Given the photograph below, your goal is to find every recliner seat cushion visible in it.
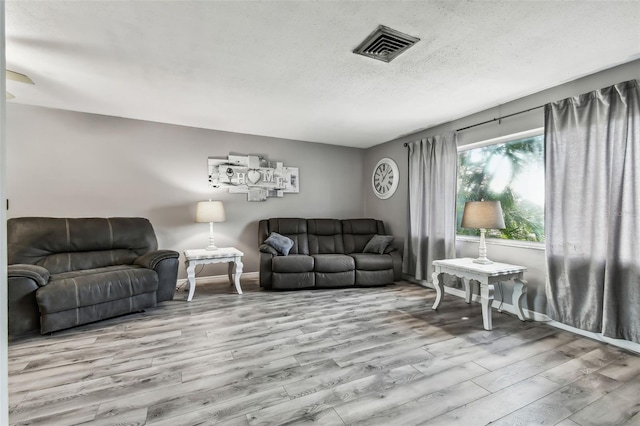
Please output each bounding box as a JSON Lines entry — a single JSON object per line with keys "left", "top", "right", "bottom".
{"left": 356, "top": 270, "right": 394, "bottom": 286}
{"left": 315, "top": 271, "right": 355, "bottom": 287}
{"left": 273, "top": 272, "right": 315, "bottom": 289}
{"left": 37, "top": 265, "right": 159, "bottom": 315}
{"left": 312, "top": 254, "right": 355, "bottom": 273}
{"left": 349, "top": 253, "right": 394, "bottom": 271}
{"left": 39, "top": 293, "right": 156, "bottom": 334}
{"left": 271, "top": 255, "right": 314, "bottom": 273}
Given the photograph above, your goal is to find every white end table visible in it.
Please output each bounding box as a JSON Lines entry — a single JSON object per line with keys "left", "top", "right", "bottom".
{"left": 184, "top": 247, "right": 244, "bottom": 301}
{"left": 431, "top": 258, "right": 527, "bottom": 330}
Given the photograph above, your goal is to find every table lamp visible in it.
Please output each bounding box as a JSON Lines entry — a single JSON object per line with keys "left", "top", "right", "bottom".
{"left": 195, "top": 200, "right": 226, "bottom": 251}
{"left": 461, "top": 200, "right": 505, "bottom": 264}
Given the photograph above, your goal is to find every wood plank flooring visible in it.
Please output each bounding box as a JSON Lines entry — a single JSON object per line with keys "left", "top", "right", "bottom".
{"left": 8, "top": 278, "right": 640, "bottom": 425}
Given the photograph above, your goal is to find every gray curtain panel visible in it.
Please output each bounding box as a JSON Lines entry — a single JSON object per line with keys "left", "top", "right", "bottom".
{"left": 403, "top": 133, "right": 457, "bottom": 281}
{"left": 545, "top": 79, "right": 640, "bottom": 343}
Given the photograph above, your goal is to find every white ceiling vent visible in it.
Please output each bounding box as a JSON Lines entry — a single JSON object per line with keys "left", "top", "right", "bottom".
{"left": 353, "top": 25, "right": 420, "bottom": 63}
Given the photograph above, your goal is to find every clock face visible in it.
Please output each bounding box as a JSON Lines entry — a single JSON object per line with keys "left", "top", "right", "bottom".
{"left": 372, "top": 158, "right": 399, "bottom": 199}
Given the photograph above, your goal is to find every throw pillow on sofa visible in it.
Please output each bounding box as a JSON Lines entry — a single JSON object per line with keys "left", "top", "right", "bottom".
{"left": 363, "top": 235, "right": 394, "bottom": 254}
{"left": 264, "top": 232, "right": 295, "bottom": 255}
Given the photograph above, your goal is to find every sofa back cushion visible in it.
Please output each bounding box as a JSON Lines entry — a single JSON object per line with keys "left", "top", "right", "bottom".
{"left": 8, "top": 217, "right": 158, "bottom": 274}
{"left": 259, "top": 218, "right": 309, "bottom": 255}
{"left": 307, "top": 219, "right": 345, "bottom": 254}
{"left": 342, "top": 219, "right": 386, "bottom": 254}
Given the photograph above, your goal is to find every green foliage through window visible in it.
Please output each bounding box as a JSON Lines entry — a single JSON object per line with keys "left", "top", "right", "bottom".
{"left": 457, "top": 135, "right": 545, "bottom": 242}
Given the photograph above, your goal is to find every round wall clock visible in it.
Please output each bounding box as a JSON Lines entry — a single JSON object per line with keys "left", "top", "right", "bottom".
{"left": 372, "top": 157, "right": 399, "bottom": 199}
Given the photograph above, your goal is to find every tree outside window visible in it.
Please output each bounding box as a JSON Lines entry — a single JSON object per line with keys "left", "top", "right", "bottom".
{"left": 457, "top": 135, "right": 545, "bottom": 242}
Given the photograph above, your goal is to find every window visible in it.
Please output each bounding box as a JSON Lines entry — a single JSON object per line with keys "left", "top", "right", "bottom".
{"left": 457, "top": 131, "right": 545, "bottom": 242}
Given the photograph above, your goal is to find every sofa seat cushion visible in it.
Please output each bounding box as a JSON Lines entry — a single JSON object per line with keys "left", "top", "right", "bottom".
{"left": 356, "top": 270, "right": 394, "bottom": 286}
{"left": 312, "top": 254, "right": 355, "bottom": 273}
{"left": 272, "top": 255, "right": 314, "bottom": 273}
{"left": 315, "top": 271, "right": 355, "bottom": 287}
{"left": 349, "top": 253, "right": 394, "bottom": 271}
{"left": 273, "top": 272, "right": 315, "bottom": 290}
{"left": 37, "top": 265, "right": 159, "bottom": 315}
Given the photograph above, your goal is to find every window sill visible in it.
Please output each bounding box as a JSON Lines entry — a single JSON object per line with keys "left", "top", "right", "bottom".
{"left": 455, "top": 236, "right": 545, "bottom": 251}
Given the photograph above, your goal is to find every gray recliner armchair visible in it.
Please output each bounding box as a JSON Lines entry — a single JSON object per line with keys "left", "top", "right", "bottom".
{"left": 8, "top": 217, "right": 179, "bottom": 335}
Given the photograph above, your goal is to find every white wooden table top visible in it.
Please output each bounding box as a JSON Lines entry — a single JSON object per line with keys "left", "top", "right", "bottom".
{"left": 184, "top": 247, "right": 244, "bottom": 260}
{"left": 433, "top": 257, "right": 527, "bottom": 275}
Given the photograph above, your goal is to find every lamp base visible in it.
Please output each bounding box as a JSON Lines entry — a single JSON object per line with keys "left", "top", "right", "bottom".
{"left": 474, "top": 228, "right": 494, "bottom": 264}
{"left": 205, "top": 222, "right": 218, "bottom": 251}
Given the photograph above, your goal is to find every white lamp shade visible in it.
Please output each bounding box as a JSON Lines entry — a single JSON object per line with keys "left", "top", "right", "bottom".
{"left": 461, "top": 201, "right": 505, "bottom": 229}
{"left": 195, "top": 201, "right": 226, "bottom": 223}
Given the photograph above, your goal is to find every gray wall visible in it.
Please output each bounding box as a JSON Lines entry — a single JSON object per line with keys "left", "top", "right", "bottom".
{"left": 364, "top": 59, "right": 640, "bottom": 315}
{"left": 7, "top": 59, "right": 639, "bottom": 309}
{"left": 6, "top": 104, "right": 365, "bottom": 278}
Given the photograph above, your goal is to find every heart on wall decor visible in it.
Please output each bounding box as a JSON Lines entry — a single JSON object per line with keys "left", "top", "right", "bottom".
{"left": 247, "top": 170, "right": 262, "bottom": 184}
{"left": 208, "top": 154, "right": 299, "bottom": 201}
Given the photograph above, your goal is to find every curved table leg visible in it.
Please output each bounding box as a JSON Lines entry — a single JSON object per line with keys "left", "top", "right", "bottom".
{"left": 463, "top": 278, "right": 473, "bottom": 304}
{"left": 512, "top": 278, "right": 528, "bottom": 321}
{"left": 480, "top": 282, "right": 495, "bottom": 330}
{"left": 186, "top": 262, "right": 197, "bottom": 302}
{"left": 233, "top": 257, "right": 244, "bottom": 295}
{"left": 432, "top": 271, "right": 444, "bottom": 310}
{"left": 227, "top": 262, "right": 234, "bottom": 287}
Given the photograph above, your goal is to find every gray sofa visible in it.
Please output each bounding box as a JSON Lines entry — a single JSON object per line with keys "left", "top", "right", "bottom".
{"left": 8, "top": 217, "right": 179, "bottom": 335}
{"left": 259, "top": 218, "right": 401, "bottom": 289}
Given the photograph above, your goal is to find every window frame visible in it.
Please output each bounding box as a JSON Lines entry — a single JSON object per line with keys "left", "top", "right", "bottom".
{"left": 455, "top": 127, "right": 546, "bottom": 249}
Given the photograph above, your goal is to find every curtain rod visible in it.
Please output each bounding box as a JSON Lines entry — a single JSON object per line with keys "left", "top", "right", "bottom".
{"left": 403, "top": 104, "right": 544, "bottom": 147}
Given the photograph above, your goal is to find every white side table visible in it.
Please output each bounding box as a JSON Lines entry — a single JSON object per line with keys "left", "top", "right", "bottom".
{"left": 431, "top": 258, "right": 528, "bottom": 330}
{"left": 183, "top": 247, "right": 244, "bottom": 301}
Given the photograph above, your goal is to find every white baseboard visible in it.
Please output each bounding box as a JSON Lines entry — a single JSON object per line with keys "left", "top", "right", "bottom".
{"left": 408, "top": 277, "right": 640, "bottom": 355}
{"left": 545, "top": 320, "right": 640, "bottom": 354}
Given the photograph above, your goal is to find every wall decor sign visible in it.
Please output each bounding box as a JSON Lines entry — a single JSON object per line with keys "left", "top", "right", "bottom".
{"left": 208, "top": 154, "right": 299, "bottom": 202}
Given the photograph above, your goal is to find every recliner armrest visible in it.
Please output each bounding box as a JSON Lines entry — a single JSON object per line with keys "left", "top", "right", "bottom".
{"left": 259, "top": 244, "right": 279, "bottom": 256}
{"left": 135, "top": 250, "right": 180, "bottom": 270}
{"left": 8, "top": 264, "right": 50, "bottom": 287}
{"left": 259, "top": 252, "right": 275, "bottom": 289}
{"left": 383, "top": 244, "right": 398, "bottom": 254}
{"left": 389, "top": 250, "right": 402, "bottom": 281}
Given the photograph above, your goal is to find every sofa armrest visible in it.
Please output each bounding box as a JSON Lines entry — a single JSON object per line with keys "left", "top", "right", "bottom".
{"left": 8, "top": 264, "right": 50, "bottom": 287}
{"left": 135, "top": 250, "right": 179, "bottom": 302}
{"left": 8, "top": 264, "right": 49, "bottom": 335}
{"left": 389, "top": 250, "right": 402, "bottom": 281}
{"left": 259, "top": 244, "right": 279, "bottom": 256}
{"left": 135, "top": 250, "right": 180, "bottom": 270}
{"left": 259, "top": 252, "right": 275, "bottom": 289}
{"left": 383, "top": 244, "right": 398, "bottom": 254}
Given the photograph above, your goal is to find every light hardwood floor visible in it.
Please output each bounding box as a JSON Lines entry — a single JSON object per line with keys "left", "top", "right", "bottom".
{"left": 8, "top": 278, "right": 640, "bottom": 426}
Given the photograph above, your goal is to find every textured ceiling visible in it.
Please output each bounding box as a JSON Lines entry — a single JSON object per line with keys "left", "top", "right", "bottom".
{"left": 5, "top": 1, "right": 640, "bottom": 148}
